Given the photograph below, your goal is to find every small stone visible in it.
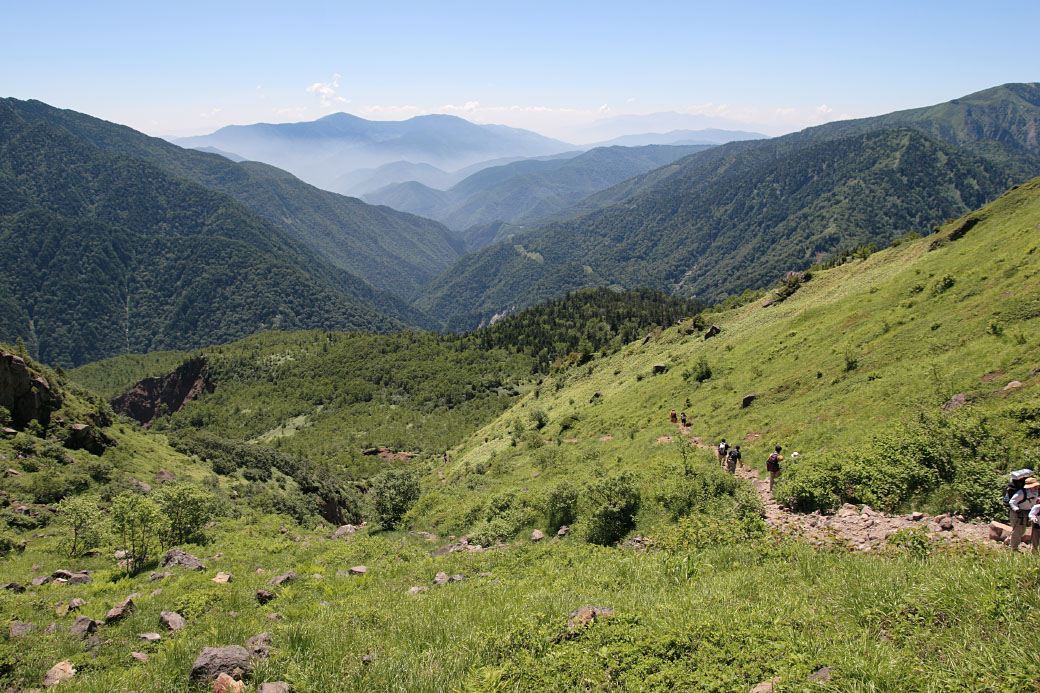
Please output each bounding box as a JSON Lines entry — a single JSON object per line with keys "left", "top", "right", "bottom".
{"left": 557, "top": 526, "right": 570, "bottom": 536}
{"left": 909, "top": 512, "right": 925, "bottom": 521}
{"left": 10, "top": 622, "right": 35, "bottom": 637}
{"left": 151, "top": 589, "right": 163, "bottom": 597}
{"left": 266, "top": 612, "right": 282, "bottom": 620}
{"left": 750, "top": 677, "right": 782, "bottom": 693}
{"left": 45, "top": 622, "right": 58, "bottom": 634}
{"left": 449, "top": 574, "right": 465, "bottom": 582}
{"left": 255, "top": 590, "right": 276, "bottom": 605}
{"left": 939, "top": 517, "right": 955, "bottom": 531}
{"left": 42, "top": 659, "right": 76, "bottom": 687}
{"left": 212, "top": 572, "right": 232, "bottom": 584}
{"left": 160, "top": 610, "right": 186, "bottom": 631}
{"left": 433, "top": 572, "right": 449, "bottom": 585}
{"left": 67, "top": 597, "right": 87, "bottom": 611}
{"left": 32, "top": 575, "right": 52, "bottom": 586}
{"left": 566, "top": 606, "right": 614, "bottom": 632}
{"left": 477, "top": 572, "right": 493, "bottom": 578}
{"left": 259, "top": 683, "right": 291, "bottom": 693}
{"left": 150, "top": 571, "right": 174, "bottom": 581}
{"left": 361, "top": 652, "right": 377, "bottom": 664}
{"left": 105, "top": 597, "right": 135, "bottom": 623}
{"left": 407, "top": 586, "right": 427, "bottom": 595}
{"left": 139, "top": 632, "right": 162, "bottom": 642}
{"left": 808, "top": 666, "right": 834, "bottom": 682}
{"left": 348, "top": 565, "right": 367, "bottom": 575}
{"left": 246, "top": 632, "right": 272, "bottom": 658}
{"left": 531, "top": 530, "right": 545, "bottom": 542}
{"left": 214, "top": 673, "right": 246, "bottom": 693}
{"left": 131, "top": 651, "right": 150, "bottom": 663}
{"left": 70, "top": 615, "right": 98, "bottom": 638}
{"left": 268, "top": 571, "right": 298, "bottom": 587}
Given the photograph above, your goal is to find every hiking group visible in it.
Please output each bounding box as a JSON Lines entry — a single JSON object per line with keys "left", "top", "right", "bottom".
{"left": 716, "top": 439, "right": 786, "bottom": 491}
{"left": 1005, "top": 469, "right": 1040, "bottom": 552}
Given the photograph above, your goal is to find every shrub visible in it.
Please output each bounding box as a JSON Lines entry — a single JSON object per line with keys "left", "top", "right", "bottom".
{"left": 57, "top": 495, "right": 105, "bottom": 557}
{"left": 111, "top": 492, "right": 164, "bottom": 574}
{"left": 30, "top": 470, "right": 90, "bottom": 504}
{"left": 85, "top": 459, "right": 114, "bottom": 483}
{"left": 370, "top": 468, "right": 421, "bottom": 529}
{"left": 543, "top": 481, "right": 578, "bottom": 531}
{"left": 688, "top": 356, "right": 712, "bottom": 383}
{"left": 529, "top": 408, "right": 549, "bottom": 430}
{"left": 578, "top": 471, "right": 641, "bottom": 545}
{"left": 156, "top": 484, "right": 215, "bottom": 545}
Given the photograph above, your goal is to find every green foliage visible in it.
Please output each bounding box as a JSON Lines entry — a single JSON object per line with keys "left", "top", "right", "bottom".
{"left": 578, "top": 471, "right": 641, "bottom": 545}
{"left": 110, "top": 492, "right": 163, "bottom": 574}
{"left": 56, "top": 495, "right": 105, "bottom": 557}
{"left": 370, "top": 468, "right": 421, "bottom": 530}
{"left": 528, "top": 408, "right": 549, "bottom": 430}
{"left": 686, "top": 356, "right": 712, "bottom": 383}
{"left": 542, "top": 481, "right": 578, "bottom": 531}
{"left": 156, "top": 484, "right": 215, "bottom": 545}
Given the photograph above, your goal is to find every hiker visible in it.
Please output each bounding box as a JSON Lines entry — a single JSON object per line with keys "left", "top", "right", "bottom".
{"left": 1028, "top": 479, "right": 1040, "bottom": 553}
{"left": 670, "top": 409, "right": 678, "bottom": 424}
{"left": 766, "top": 445, "right": 784, "bottom": 492}
{"left": 726, "top": 444, "right": 741, "bottom": 474}
{"left": 680, "top": 412, "right": 687, "bottom": 427}
{"left": 718, "top": 438, "right": 729, "bottom": 467}
{"left": 1005, "top": 469, "right": 1036, "bottom": 550}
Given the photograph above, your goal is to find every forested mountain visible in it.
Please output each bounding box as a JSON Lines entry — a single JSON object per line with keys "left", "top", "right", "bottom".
{"left": 416, "top": 84, "right": 1040, "bottom": 329}
{"left": 0, "top": 103, "right": 432, "bottom": 367}
{"left": 173, "top": 112, "right": 573, "bottom": 189}
{"left": 1, "top": 98, "right": 462, "bottom": 299}
{"left": 365, "top": 144, "right": 712, "bottom": 247}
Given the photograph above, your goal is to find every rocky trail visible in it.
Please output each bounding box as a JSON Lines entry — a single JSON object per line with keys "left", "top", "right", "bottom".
{"left": 673, "top": 422, "right": 1004, "bottom": 552}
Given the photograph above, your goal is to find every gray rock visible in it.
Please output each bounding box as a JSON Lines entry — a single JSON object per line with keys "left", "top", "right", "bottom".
{"left": 407, "top": 586, "right": 427, "bottom": 595}
{"left": 259, "top": 683, "right": 291, "bottom": 693}
{"left": 433, "top": 572, "right": 449, "bottom": 585}
{"left": 741, "top": 393, "right": 758, "bottom": 408}
{"left": 557, "top": 525, "right": 570, "bottom": 536}
{"left": 256, "top": 589, "right": 276, "bottom": 605}
{"left": 808, "top": 666, "right": 834, "bottom": 682}
{"left": 939, "top": 517, "right": 955, "bottom": 531}
{"left": 161, "top": 547, "right": 206, "bottom": 571}
{"left": 131, "top": 651, "right": 150, "bottom": 662}
{"left": 348, "top": 565, "right": 367, "bottom": 575}
{"left": 52, "top": 569, "right": 74, "bottom": 579}
{"left": 1, "top": 582, "right": 26, "bottom": 593}
{"left": 45, "top": 622, "right": 58, "bottom": 634}
{"left": 531, "top": 530, "right": 545, "bottom": 542}
{"left": 942, "top": 393, "right": 969, "bottom": 411}
{"left": 268, "top": 571, "right": 299, "bottom": 587}
{"left": 139, "top": 632, "right": 162, "bottom": 641}
{"left": 246, "top": 632, "right": 272, "bottom": 658}
{"left": 42, "top": 659, "right": 76, "bottom": 687}
{"left": 149, "top": 571, "right": 174, "bottom": 581}
{"left": 160, "top": 610, "right": 186, "bottom": 631}
{"left": 189, "top": 645, "right": 253, "bottom": 681}
{"left": 69, "top": 615, "right": 98, "bottom": 638}
{"left": 67, "top": 597, "right": 87, "bottom": 611}
{"left": 105, "top": 597, "right": 134, "bottom": 623}
{"left": 10, "top": 622, "right": 35, "bottom": 637}
{"left": 68, "top": 573, "right": 91, "bottom": 585}
{"left": 32, "top": 575, "right": 52, "bottom": 586}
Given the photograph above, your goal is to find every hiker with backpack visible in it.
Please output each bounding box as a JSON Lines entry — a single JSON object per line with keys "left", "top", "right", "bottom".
{"left": 680, "top": 412, "right": 687, "bottom": 427}
{"left": 726, "top": 444, "right": 741, "bottom": 474}
{"left": 718, "top": 439, "right": 729, "bottom": 467}
{"left": 1004, "top": 469, "right": 1037, "bottom": 551}
{"left": 766, "top": 445, "right": 784, "bottom": 493}
{"left": 670, "top": 409, "right": 678, "bottom": 424}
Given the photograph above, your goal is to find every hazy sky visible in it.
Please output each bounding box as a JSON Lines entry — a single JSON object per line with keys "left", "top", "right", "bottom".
{"left": 2, "top": 0, "right": 1037, "bottom": 140}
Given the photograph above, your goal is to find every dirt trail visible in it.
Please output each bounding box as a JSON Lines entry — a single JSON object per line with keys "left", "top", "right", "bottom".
{"left": 670, "top": 422, "right": 997, "bottom": 551}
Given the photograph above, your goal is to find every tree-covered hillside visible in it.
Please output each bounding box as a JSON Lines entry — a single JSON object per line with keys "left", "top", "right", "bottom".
{"left": 1, "top": 98, "right": 463, "bottom": 299}
{"left": 0, "top": 105, "right": 430, "bottom": 367}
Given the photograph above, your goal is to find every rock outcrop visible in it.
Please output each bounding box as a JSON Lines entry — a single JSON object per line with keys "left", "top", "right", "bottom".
{"left": 0, "top": 351, "right": 61, "bottom": 429}
{"left": 189, "top": 645, "right": 252, "bottom": 682}
{"left": 111, "top": 356, "right": 212, "bottom": 428}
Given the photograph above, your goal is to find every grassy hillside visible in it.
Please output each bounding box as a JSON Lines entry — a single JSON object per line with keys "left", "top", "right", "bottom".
{"left": 1, "top": 98, "right": 463, "bottom": 299}
{"left": 4, "top": 184, "right": 1040, "bottom": 691}
{"left": 0, "top": 102, "right": 433, "bottom": 367}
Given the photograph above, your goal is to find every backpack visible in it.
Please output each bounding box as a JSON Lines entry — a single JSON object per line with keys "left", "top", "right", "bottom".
{"left": 719, "top": 442, "right": 729, "bottom": 454}
{"left": 767, "top": 452, "right": 781, "bottom": 471}
{"left": 1003, "top": 480, "right": 1026, "bottom": 510}
{"left": 727, "top": 448, "right": 740, "bottom": 461}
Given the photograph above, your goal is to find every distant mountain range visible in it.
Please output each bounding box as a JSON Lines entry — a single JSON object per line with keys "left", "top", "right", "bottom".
{"left": 0, "top": 98, "right": 455, "bottom": 366}
{"left": 365, "top": 144, "right": 714, "bottom": 249}
{"left": 172, "top": 113, "right": 575, "bottom": 190}
{"left": 414, "top": 83, "right": 1040, "bottom": 330}
{"left": 588, "top": 128, "right": 766, "bottom": 148}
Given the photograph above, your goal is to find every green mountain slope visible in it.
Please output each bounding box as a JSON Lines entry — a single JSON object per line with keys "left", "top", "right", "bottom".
{"left": 417, "top": 84, "right": 1040, "bottom": 329}
{"left": 366, "top": 144, "right": 711, "bottom": 246}
{"left": 0, "top": 107, "right": 429, "bottom": 367}
{"left": 2, "top": 98, "right": 462, "bottom": 299}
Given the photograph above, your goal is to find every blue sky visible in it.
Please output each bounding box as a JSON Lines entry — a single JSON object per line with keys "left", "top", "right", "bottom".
{"left": 2, "top": 0, "right": 1037, "bottom": 140}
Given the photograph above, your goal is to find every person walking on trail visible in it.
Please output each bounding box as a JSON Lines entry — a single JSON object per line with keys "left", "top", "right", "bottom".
{"left": 680, "top": 412, "right": 687, "bottom": 427}
{"left": 718, "top": 439, "right": 729, "bottom": 467}
{"left": 1027, "top": 478, "right": 1040, "bottom": 553}
{"left": 726, "top": 444, "right": 741, "bottom": 474}
{"left": 766, "top": 445, "right": 784, "bottom": 493}
{"left": 1005, "top": 469, "right": 1036, "bottom": 550}
{"left": 670, "top": 409, "right": 678, "bottom": 424}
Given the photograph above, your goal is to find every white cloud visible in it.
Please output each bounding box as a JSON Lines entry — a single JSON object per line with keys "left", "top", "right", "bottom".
{"left": 816, "top": 104, "right": 833, "bottom": 114}
{"left": 199, "top": 107, "right": 222, "bottom": 119}
{"left": 306, "top": 74, "right": 349, "bottom": 107}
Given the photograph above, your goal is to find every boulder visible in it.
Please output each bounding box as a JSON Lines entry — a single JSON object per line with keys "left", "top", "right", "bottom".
{"left": 652, "top": 363, "right": 668, "bottom": 375}
{"left": 139, "top": 632, "right": 162, "bottom": 642}
{"left": 740, "top": 393, "right": 758, "bottom": 408}
{"left": 938, "top": 517, "right": 955, "bottom": 531}
{"left": 155, "top": 469, "right": 176, "bottom": 482}
{"left": 10, "top": 622, "right": 35, "bottom": 637}
{"left": 1, "top": 582, "right": 26, "bottom": 593}
{"left": 161, "top": 547, "right": 206, "bottom": 571}
{"left": 70, "top": 615, "right": 98, "bottom": 638}
{"left": 909, "top": 512, "right": 925, "bottom": 522}
{"left": 704, "top": 324, "right": 721, "bottom": 340}
{"left": 67, "top": 597, "right": 87, "bottom": 611}
{"left": 68, "top": 572, "right": 91, "bottom": 584}
{"left": 160, "top": 610, "right": 186, "bottom": 631}
{"left": 942, "top": 393, "right": 969, "bottom": 411}
{"left": 63, "top": 423, "right": 115, "bottom": 455}
{"left": 1005, "top": 381, "right": 1024, "bottom": 391}
{"left": 131, "top": 652, "right": 150, "bottom": 663}
{"left": 0, "top": 351, "right": 62, "bottom": 429}
{"left": 348, "top": 566, "right": 367, "bottom": 576}
{"left": 42, "top": 659, "right": 76, "bottom": 688}
{"left": 531, "top": 530, "right": 545, "bottom": 542}
{"left": 989, "top": 521, "right": 1011, "bottom": 542}
{"left": 330, "top": 524, "right": 357, "bottom": 539}
{"left": 433, "top": 572, "right": 449, "bottom": 585}
{"left": 255, "top": 590, "right": 276, "bottom": 605}
{"left": 750, "top": 677, "right": 782, "bottom": 693}
{"left": 214, "top": 673, "right": 246, "bottom": 693}
{"left": 807, "top": 666, "right": 834, "bottom": 682}
{"left": 189, "top": 645, "right": 253, "bottom": 682}
{"left": 212, "top": 572, "right": 232, "bottom": 584}
{"left": 150, "top": 571, "right": 174, "bottom": 581}
{"left": 557, "top": 526, "right": 570, "bottom": 537}
{"left": 52, "top": 569, "right": 74, "bottom": 579}
{"left": 269, "top": 571, "right": 299, "bottom": 587}
{"left": 246, "top": 632, "right": 272, "bottom": 658}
